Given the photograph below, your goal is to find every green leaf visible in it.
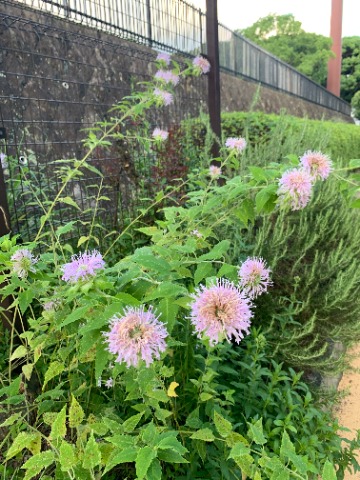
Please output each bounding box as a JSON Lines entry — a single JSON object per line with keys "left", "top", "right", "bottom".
{"left": 232, "top": 454, "right": 254, "bottom": 477}
{"left": 214, "top": 411, "right": 232, "bottom": 438}
{"left": 103, "top": 447, "right": 138, "bottom": 475}
{"left": 198, "top": 240, "right": 230, "bottom": 260}
{"left": 69, "top": 395, "right": 85, "bottom": 428}
{"left": 6, "top": 432, "right": 39, "bottom": 459}
{"left": 58, "top": 196, "right": 81, "bottom": 210}
{"left": 136, "top": 446, "right": 156, "bottom": 479}
{"left": 228, "top": 442, "right": 251, "bottom": 458}
{"left": 77, "top": 236, "right": 89, "bottom": 247}
{"left": 144, "top": 282, "right": 188, "bottom": 301}
{"left": 22, "top": 363, "right": 34, "bottom": 381}
{"left": 248, "top": 419, "right": 267, "bottom": 445}
{"left": 10, "top": 345, "right": 27, "bottom": 361}
{"left": 95, "top": 343, "right": 109, "bottom": 381}
{"left": 58, "top": 304, "right": 96, "bottom": 329}
{"left": 18, "top": 289, "right": 35, "bottom": 315}
{"left": 82, "top": 433, "right": 101, "bottom": 469}
{"left": 55, "top": 221, "right": 77, "bottom": 237}
{"left": 157, "top": 449, "right": 189, "bottom": 463}
{"left": 190, "top": 428, "right": 215, "bottom": 442}
{"left": 322, "top": 460, "right": 337, "bottom": 480}
{"left": 59, "top": 441, "right": 77, "bottom": 471}
{"left": 0, "top": 412, "right": 22, "bottom": 427}
{"left": 43, "top": 361, "right": 64, "bottom": 390}
{"left": 147, "top": 458, "right": 162, "bottom": 480}
{"left": 122, "top": 412, "right": 144, "bottom": 433}
{"left": 157, "top": 436, "right": 188, "bottom": 454}
{"left": 22, "top": 451, "right": 55, "bottom": 480}
{"left": 280, "top": 430, "right": 307, "bottom": 475}
{"left": 199, "top": 392, "right": 213, "bottom": 402}
{"left": 157, "top": 297, "right": 179, "bottom": 333}
{"left": 132, "top": 250, "right": 171, "bottom": 275}
{"left": 249, "top": 166, "right": 268, "bottom": 182}
{"left": 194, "top": 262, "right": 214, "bottom": 285}
{"left": 49, "top": 405, "right": 67, "bottom": 440}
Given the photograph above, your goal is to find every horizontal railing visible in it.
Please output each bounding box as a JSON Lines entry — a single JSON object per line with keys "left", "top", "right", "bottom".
{"left": 13, "top": 0, "right": 351, "bottom": 115}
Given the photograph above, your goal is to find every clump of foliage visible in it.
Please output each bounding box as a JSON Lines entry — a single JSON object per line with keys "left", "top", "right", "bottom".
{"left": 237, "top": 14, "right": 333, "bottom": 85}
{"left": 0, "top": 52, "right": 360, "bottom": 480}
{"left": 341, "top": 36, "right": 360, "bottom": 104}
{"left": 351, "top": 90, "right": 360, "bottom": 119}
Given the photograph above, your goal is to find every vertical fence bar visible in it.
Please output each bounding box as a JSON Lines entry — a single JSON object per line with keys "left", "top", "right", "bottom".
{"left": 146, "top": 0, "right": 152, "bottom": 47}
{"left": 206, "top": 0, "right": 221, "bottom": 158}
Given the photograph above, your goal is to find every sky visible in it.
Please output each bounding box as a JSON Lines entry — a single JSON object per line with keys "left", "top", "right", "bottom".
{"left": 190, "top": 0, "right": 359, "bottom": 37}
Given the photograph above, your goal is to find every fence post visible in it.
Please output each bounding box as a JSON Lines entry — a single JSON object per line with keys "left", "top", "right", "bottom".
{"left": 0, "top": 128, "right": 11, "bottom": 237}
{"left": 146, "top": 0, "right": 152, "bottom": 48}
{"left": 206, "top": 0, "right": 221, "bottom": 159}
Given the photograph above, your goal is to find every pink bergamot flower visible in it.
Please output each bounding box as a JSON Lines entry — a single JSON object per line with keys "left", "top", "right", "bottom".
{"left": 238, "top": 257, "right": 272, "bottom": 299}
{"left": 156, "top": 52, "right": 171, "bottom": 65}
{"left": 189, "top": 279, "right": 253, "bottom": 346}
{"left": 154, "top": 88, "right": 173, "bottom": 106}
{"left": 103, "top": 306, "right": 168, "bottom": 368}
{"left": 300, "top": 150, "right": 332, "bottom": 181}
{"left": 11, "top": 249, "right": 38, "bottom": 279}
{"left": 209, "top": 165, "right": 222, "bottom": 178}
{"left": 225, "top": 137, "right": 247, "bottom": 153}
{"left": 192, "top": 55, "right": 211, "bottom": 75}
{"left": 277, "top": 168, "right": 313, "bottom": 211}
{"left": 155, "top": 70, "right": 179, "bottom": 86}
{"left": 152, "top": 128, "right": 169, "bottom": 141}
{"left": 62, "top": 250, "right": 105, "bottom": 283}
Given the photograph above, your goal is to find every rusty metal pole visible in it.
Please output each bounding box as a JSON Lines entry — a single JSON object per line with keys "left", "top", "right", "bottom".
{"left": 206, "top": 0, "right": 221, "bottom": 159}
{"left": 327, "top": 0, "right": 343, "bottom": 96}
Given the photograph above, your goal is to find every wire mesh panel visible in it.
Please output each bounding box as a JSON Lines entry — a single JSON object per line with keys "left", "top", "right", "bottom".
{"left": 0, "top": 1, "right": 208, "bottom": 242}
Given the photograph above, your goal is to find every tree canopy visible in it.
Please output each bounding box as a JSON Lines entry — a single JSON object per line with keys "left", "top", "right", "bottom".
{"left": 341, "top": 36, "right": 360, "bottom": 103}
{"left": 238, "top": 14, "right": 334, "bottom": 86}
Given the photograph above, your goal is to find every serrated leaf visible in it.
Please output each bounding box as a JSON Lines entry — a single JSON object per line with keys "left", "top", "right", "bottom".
{"left": 6, "top": 432, "right": 40, "bottom": 459}
{"left": 69, "top": 395, "right": 85, "bottom": 428}
{"left": 122, "top": 412, "right": 144, "bottom": 433}
{"left": 136, "top": 446, "right": 156, "bottom": 479}
{"left": 50, "top": 405, "right": 67, "bottom": 440}
{"left": 59, "top": 440, "right": 77, "bottom": 472}
{"left": 232, "top": 454, "right": 254, "bottom": 476}
{"left": 43, "top": 361, "right": 64, "bottom": 390}
{"left": 158, "top": 436, "right": 188, "bottom": 454}
{"left": 198, "top": 240, "right": 230, "bottom": 260}
{"left": 103, "top": 447, "right": 138, "bottom": 475}
{"left": 194, "top": 262, "right": 214, "bottom": 285}
{"left": 10, "top": 345, "right": 28, "bottom": 361}
{"left": 58, "top": 304, "right": 96, "bottom": 329}
{"left": 22, "top": 451, "right": 55, "bottom": 480}
{"left": 199, "top": 392, "right": 213, "bottom": 402}
{"left": 157, "top": 449, "right": 189, "bottom": 463}
{"left": 157, "top": 297, "right": 179, "bottom": 333}
{"left": 82, "top": 433, "right": 101, "bottom": 469}
{"left": 214, "top": 411, "right": 232, "bottom": 438}
{"left": 228, "top": 442, "right": 250, "bottom": 458}
{"left": 322, "top": 460, "right": 337, "bottom": 480}
{"left": 58, "top": 196, "right": 81, "bottom": 210}
{"left": 22, "top": 363, "right": 34, "bottom": 381}
{"left": 147, "top": 458, "right": 162, "bottom": 480}
{"left": 190, "top": 428, "right": 215, "bottom": 442}
{"left": 248, "top": 419, "right": 267, "bottom": 445}
{"left": 0, "top": 412, "right": 22, "bottom": 427}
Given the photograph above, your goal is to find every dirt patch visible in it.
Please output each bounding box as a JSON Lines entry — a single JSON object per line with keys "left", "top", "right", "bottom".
{"left": 337, "top": 345, "right": 360, "bottom": 479}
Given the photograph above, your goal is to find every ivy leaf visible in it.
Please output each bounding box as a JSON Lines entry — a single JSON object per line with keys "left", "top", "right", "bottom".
{"left": 82, "top": 433, "right": 101, "bottom": 469}
{"left": 136, "top": 446, "right": 156, "bottom": 479}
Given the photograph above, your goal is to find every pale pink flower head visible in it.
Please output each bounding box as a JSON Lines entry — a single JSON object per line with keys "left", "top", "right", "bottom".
{"left": 62, "top": 250, "right": 105, "bottom": 283}
{"left": 192, "top": 55, "right": 211, "bottom": 75}
{"left": 300, "top": 151, "right": 332, "bottom": 181}
{"left": 225, "top": 137, "right": 247, "bottom": 153}
{"left": 238, "top": 257, "right": 272, "bottom": 299}
{"left": 277, "top": 168, "right": 313, "bottom": 211}
{"left": 152, "top": 128, "right": 169, "bottom": 141}
{"left": 155, "top": 70, "right": 179, "bottom": 86}
{"left": 189, "top": 279, "right": 253, "bottom": 346}
{"left": 209, "top": 165, "right": 222, "bottom": 178}
{"left": 103, "top": 306, "right": 168, "bottom": 368}
{"left": 156, "top": 52, "right": 171, "bottom": 66}
{"left": 154, "top": 88, "right": 173, "bottom": 106}
{"left": 11, "top": 248, "right": 38, "bottom": 279}
{"left": 191, "top": 229, "right": 203, "bottom": 238}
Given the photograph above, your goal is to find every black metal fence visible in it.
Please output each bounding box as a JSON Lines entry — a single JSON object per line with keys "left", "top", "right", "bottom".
{"left": 0, "top": 0, "right": 207, "bottom": 242}
{"left": 15, "top": 0, "right": 351, "bottom": 115}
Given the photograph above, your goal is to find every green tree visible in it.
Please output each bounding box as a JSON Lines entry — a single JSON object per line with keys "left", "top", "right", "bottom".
{"left": 238, "top": 14, "right": 334, "bottom": 85}
{"left": 351, "top": 91, "right": 360, "bottom": 119}
{"left": 341, "top": 36, "right": 360, "bottom": 103}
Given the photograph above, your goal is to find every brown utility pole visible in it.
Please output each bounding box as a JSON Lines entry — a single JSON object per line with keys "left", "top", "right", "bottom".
{"left": 206, "top": 0, "right": 221, "bottom": 159}
{"left": 327, "top": 0, "right": 343, "bottom": 96}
